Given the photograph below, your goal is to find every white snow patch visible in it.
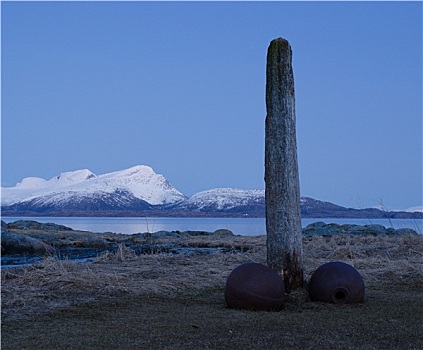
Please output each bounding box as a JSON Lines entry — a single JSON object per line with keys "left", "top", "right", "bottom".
{"left": 185, "top": 188, "right": 264, "bottom": 210}
{"left": 1, "top": 165, "right": 185, "bottom": 206}
{"left": 16, "top": 177, "right": 48, "bottom": 189}
{"left": 405, "top": 206, "right": 423, "bottom": 213}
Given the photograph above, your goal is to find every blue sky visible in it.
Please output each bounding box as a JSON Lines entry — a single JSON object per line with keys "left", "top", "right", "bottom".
{"left": 1, "top": 1, "right": 422, "bottom": 210}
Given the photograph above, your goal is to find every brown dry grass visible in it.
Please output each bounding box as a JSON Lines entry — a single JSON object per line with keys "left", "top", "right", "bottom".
{"left": 2, "top": 234, "right": 423, "bottom": 349}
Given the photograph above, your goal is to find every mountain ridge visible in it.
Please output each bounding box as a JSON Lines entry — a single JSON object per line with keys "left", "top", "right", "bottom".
{"left": 1, "top": 166, "right": 422, "bottom": 219}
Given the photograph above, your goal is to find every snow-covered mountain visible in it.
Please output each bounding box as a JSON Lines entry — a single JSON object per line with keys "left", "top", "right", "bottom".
{"left": 1, "top": 166, "right": 186, "bottom": 211}
{"left": 1, "top": 165, "right": 422, "bottom": 218}
{"left": 1, "top": 166, "right": 266, "bottom": 215}
{"left": 176, "top": 188, "right": 265, "bottom": 212}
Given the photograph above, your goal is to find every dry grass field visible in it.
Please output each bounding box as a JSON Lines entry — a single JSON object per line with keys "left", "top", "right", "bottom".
{"left": 2, "top": 233, "right": 423, "bottom": 349}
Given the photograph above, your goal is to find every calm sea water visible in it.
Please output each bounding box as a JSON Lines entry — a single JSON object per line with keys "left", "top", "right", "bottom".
{"left": 2, "top": 217, "right": 422, "bottom": 236}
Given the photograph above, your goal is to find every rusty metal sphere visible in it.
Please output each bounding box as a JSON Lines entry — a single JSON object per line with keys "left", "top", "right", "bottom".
{"left": 308, "top": 261, "right": 365, "bottom": 304}
{"left": 224, "top": 262, "right": 285, "bottom": 311}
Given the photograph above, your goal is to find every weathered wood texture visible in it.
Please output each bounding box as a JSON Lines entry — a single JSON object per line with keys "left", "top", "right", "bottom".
{"left": 265, "top": 38, "right": 303, "bottom": 291}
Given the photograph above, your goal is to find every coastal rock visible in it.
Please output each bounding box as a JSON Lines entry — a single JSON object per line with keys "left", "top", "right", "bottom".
{"left": 303, "top": 222, "right": 418, "bottom": 236}
{"left": 144, "top": 231, "right": 182, "bottom": 239}
{"left": 6, "top": 220, "right": 73, "bottom": 231}
{"left": 346, "top": 224, "right": 387, "bottom": 235}
{"left": 303, "top": 222, "right": 344, "bottom": 236}
{"left": 394, "top": 228, "right": 419, "bottom": 236}
{"left": 213, "top": 229, "right": 234, "bottom": 237}
{"left": 1, "top": 230, "right": 55, "bottom": 256}
{"left": 180, "top": 230, "right": 214, "bottom": 236}
{"left": 178, "top": 230, "right": 233, "bottom": 237}
{"left": 76, "top": 236, "right": 113, "bottom": 249}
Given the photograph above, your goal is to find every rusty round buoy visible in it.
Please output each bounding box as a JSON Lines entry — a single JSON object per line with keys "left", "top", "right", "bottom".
{"left": 308, "top": 261, "right": 365, "bottom": 304}
{"left": 224, "top": 262, "right": 285, "bottom": 311}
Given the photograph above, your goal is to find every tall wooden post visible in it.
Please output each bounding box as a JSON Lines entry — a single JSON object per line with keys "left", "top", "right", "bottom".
{"left": 265, "top": 38, "right": 303, "bottom": 291}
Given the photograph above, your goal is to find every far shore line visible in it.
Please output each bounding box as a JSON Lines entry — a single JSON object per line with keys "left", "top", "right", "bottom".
{"left": 2, "top": 216, "right": 422, "bottom": 236}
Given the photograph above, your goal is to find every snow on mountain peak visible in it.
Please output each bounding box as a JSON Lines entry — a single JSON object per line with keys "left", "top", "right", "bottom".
{"left": 54, "top": 169, "right": 97, "bottom": 184}
{"left": 184, "top": 188, "right": 265, "bottom": 210}
{"left": 16, "top": 177, "right": 48, "bottom": 189}
{"left": 405, "top": 206, "right": 423, "bottom": 213}
{"left": 96, "top": 166, "right": 185, "bottom": 205}
{"left": 111, "top": 165, "right": 155, "bottom": 178}
{"left": 1, "top": 165, "right": 185, "bottom": 206}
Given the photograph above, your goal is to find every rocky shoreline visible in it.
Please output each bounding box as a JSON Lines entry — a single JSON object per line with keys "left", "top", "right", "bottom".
{"left": 1, "top": 219, "right": 419, "bottom": 268}
{"left": 1, "top": 220, "right": 237, "bottom": 267}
